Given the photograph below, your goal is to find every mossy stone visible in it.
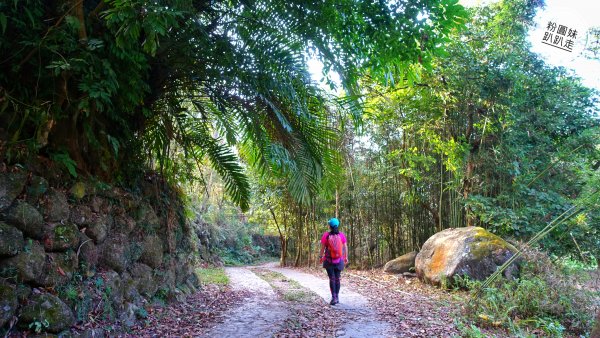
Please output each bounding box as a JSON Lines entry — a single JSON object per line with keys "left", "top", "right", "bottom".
{"left": 415, "top": 226, "right": 519, "bottom": 286}
{"left": 6, "top": 201, "right": 45, "bottom": 239}
{"left": 39, "top": 251, "right": 78, "bottom": 287}
{"left": 0, "top": 222, "right": 25, "bottom": 256}
{"left": 139, "top": 235, "right": 163, "bottom": 269}
{"left": 85, "top": 217, "right": 110, "bottom": 244}
{"left": 383, "top": 251, "right": 418, "bottom": 274}
{"left": 43, "top": 222, "right": 80, "bottom": 252}
{"left": 1, "top": 240, "right": 46, "bottom": 283}
{"left": 0, "top": 171, "right": 27, "bottom": 211}
{"left": 69, "top": 182, "right": 86, "bottom": 200}
{"left": 98, "top": 236, "right": 129, "bottom": 273}
{"left": 41, "top": 189, "right": 70, "bottom": 222}
{"left": 19, "top": 292, "right": 74, "bottom": 333}
{"left": 77, "top": 233, "right": 98, "bottom": 270}
{"left": 130, "top": 263, "right": 157, "bottom": 297}
{"left": 0, "top": 282, "right": 18, "bottom": 327}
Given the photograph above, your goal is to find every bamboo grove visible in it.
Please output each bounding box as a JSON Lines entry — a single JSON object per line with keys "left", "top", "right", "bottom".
{"left": 250, "top": 0, "right": 600, "bottom": 268}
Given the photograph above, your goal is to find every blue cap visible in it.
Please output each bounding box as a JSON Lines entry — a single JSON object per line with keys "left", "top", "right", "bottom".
{"left": 328, "top": 218, "right": 339, "bottom": 228}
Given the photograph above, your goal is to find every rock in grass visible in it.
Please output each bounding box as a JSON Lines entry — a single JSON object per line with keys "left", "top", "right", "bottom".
{"left": 0, "top": 222, "right": 25, "bottom": 256}
{"left": 415, "top": 226, "right": 519, "bottom": 286}
{"left": 19, "top": 292, "right": 74, "bottom": 333}
{"left": 383, "top": 251, "right": 417, "bottom": 274}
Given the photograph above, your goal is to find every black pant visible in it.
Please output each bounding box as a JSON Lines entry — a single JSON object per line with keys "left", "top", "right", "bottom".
{"left": 324, "top": 261, "right": 343, "bottom": 298}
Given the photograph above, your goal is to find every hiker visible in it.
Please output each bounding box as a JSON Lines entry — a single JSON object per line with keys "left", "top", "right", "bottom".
{"left": 319, "top": 217, "right": 348, "bottom": 305}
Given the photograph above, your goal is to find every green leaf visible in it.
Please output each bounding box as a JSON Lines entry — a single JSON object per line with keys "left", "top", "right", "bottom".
{"left": 0, "top": 13, "right": 7, "bottom": 34}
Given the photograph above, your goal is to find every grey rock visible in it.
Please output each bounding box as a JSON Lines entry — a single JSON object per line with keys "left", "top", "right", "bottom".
{"left": 0, "top": 171, "right": 27, "bottom": 211}
{"left": 77, "top": 233, "right": 98, "bottom": 270}
{"left": 6, "top": 201, "right": 45, "bottom": 239}
{"left": 383, "top": 251, "right": 417, "bottom": 274}
{"left": 70, "top": 205, "right": 94, "bottom": 227}
{"left": 0, "top": 222, "right": 24, "bottom": 256}
{"left": 41, "top": 189, "right": 70, "bottom": 222}
{"left": 85, "top": 221, "right": 108, "bottom": 244}
{"left": 130, "top": 263, "right": 157, "bottom": 297}
{"left": 19, "top": 292, "right": 75, "bottom": 333}
{"left": 1, "top": 240, "right": 46, "bottom": 283}
{"left": 139, "top": 235, "right": 163, "bottom": 269}
{"left": 98, "top": 236, "right": 129, "bottom": 273}
{"left": 415, "top": 226, "right": 520, "bottom": 286}
{"left": 39, "top": 251, "right": 78, "bottom": 287}
{"left": 0, "top": 282, "right": 18, "bottom": 327}
{"left": 42, "top": 222, "right": 80, "bottom": 252}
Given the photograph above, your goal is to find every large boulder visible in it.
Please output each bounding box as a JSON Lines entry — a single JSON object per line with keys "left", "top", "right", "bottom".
{"left": 6, "top": 201, "right": 45, "bottom": 239}
{"left": 384, "top": 251, "right": 418, "bottom": 274}
{"left": 415, "top": 226, "right": 519, "bottom": 286}
{"left": 0, "top": 171, "right": 27, "bottom": 211}
{"left": 19, "top": 292, "right": 75, "bottom": 333}
{"left": 0, "top": 222, "right": 25, "bottom": 256}
{"left": 0, "top": 283, "right": 18, "bottom": 327}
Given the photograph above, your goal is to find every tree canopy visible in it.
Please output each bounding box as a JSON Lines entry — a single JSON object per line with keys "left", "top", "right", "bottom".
{"left": 0, "top": 0, "right": 466, "bottom": 209}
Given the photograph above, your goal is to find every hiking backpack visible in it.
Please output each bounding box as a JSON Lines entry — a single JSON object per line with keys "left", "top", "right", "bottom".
{"left": 326, "top": 233, "right": 343, "bottom": 261}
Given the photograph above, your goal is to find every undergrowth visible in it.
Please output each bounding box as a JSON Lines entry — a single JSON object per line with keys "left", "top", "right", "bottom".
{"left": 461, "top": 247, "right": 597, "bottom": 337}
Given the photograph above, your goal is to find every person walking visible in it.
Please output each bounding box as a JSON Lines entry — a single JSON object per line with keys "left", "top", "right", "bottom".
{"left": 319, "top": 217, "right": 348, "bottom": 305}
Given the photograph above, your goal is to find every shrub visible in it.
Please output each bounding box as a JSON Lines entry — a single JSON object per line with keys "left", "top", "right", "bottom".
{"left": 463, "top": 247, "right": 596, "bottom": 336}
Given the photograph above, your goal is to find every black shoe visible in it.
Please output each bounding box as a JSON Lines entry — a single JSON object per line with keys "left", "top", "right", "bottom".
{"left": 330, "top": 298, "right": 336, "bottom": 305}
{"left": 334, "top": 296, "right": 339, "bottom": 305}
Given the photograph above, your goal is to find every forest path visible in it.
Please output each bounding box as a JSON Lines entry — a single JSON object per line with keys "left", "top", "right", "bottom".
{"left": 264, "top": 263, "right": 392, "bottom": 337}
{"left": 133, "top": 263, "right": 463, "bottom": 337}
{"left": 204, "top": 263, "right": 391, "bottom": 337}
{"left": 201, "top": 266, "right": 289, "bottom": 337}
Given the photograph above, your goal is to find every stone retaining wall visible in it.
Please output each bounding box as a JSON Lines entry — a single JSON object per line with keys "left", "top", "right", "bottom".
{"left": 0, "top": 167, "right": 200, "bottom": 335}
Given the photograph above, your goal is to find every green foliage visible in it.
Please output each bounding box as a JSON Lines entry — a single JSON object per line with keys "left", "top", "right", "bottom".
{"left": 0, "top": 0, "right": 465, "bottom": 210}
{"left": 463, "top": 252, "right": 594, "bottom": 336}
{"left": 28, "top": 319, "right": 50, "bottom": 333}
{"left": 50, "top": 151, "right": 78, "bottom": 178}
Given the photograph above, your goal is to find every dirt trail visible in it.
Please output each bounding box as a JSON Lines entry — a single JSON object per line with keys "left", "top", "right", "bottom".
{"left": 265, "top": 263, "right": 391, "bottom": 338}
{"left": 202, "top": 267, "right": 289, "bottom": 338}
{"left": 204, "top": 264, "right": 391, "bottom": 337}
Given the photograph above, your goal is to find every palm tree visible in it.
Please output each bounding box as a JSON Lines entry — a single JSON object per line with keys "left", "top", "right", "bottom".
{"left": 0, "top": 0, "right": 466, "bottom": 209}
